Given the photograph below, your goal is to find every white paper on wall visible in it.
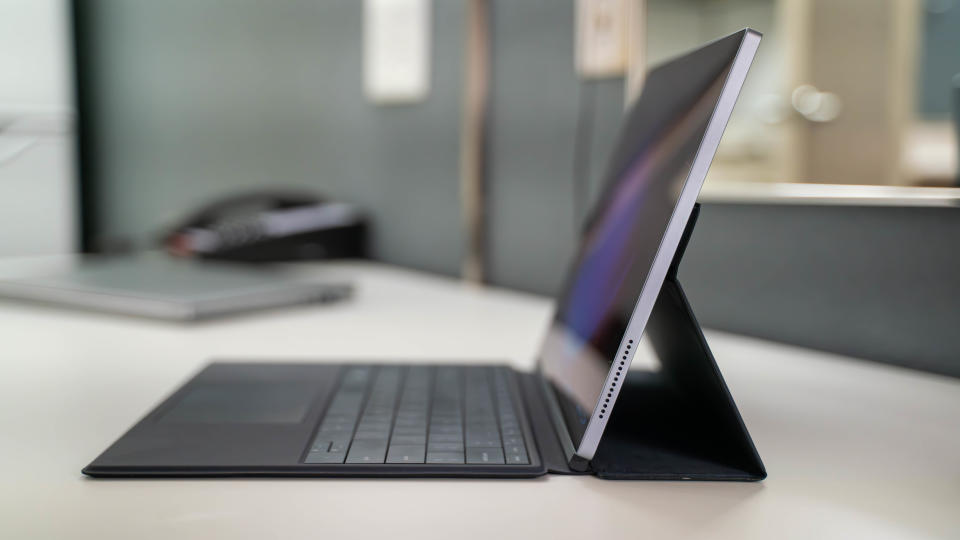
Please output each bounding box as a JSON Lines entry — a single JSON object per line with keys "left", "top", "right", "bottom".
{"left": 364, "top": 0, "right": 431, "bottom": 104}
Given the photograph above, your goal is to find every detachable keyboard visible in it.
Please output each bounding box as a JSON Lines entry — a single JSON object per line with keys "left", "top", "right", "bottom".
{"left": 304, "top": 365, "right": 530, "bottom": 465}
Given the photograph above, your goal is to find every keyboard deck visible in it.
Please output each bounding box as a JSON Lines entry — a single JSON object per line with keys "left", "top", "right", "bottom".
{"left": 305, "top": 365, "right": 530, "bottom": 465}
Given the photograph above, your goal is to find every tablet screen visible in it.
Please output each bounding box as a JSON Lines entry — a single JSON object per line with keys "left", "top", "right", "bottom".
{"left": 538, "top": 31, "right": 752, "bottom": 449}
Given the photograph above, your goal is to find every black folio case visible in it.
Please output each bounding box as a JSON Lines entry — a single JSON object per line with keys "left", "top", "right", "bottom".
{"left": 84, "top": 205, "right": 765, "bottom": 481}
{"left": 527, "top": 204, "right": 765, "bottom": 480}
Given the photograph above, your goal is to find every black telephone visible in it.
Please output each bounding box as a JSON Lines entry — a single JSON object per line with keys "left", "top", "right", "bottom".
{"left": 162, "top": 190, "right": 367, "bottom": 262}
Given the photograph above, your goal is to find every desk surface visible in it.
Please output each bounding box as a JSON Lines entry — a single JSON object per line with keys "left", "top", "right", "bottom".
{"left": 0, "top": 261, "right": 957, "bottom": 539}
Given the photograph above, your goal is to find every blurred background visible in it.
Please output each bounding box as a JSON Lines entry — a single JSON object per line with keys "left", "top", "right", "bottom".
{"left": 1, "top": 0, "right": 959, "bottom": 374}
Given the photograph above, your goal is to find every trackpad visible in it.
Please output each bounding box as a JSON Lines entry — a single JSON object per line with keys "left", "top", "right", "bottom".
{"left": 159, "top": 382, "right": 317, "bottom": 424}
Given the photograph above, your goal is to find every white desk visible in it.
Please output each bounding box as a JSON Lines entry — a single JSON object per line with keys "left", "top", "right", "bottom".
{"left": 1, "top": 261, "right": 957, "bottom": 539}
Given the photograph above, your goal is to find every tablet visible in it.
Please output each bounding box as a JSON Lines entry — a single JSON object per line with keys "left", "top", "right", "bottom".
{"left": 0, "top": 255, "right": 350, "bottom": 320}
{"left": 538, "top": 29, "right": 761, "bottom": 461}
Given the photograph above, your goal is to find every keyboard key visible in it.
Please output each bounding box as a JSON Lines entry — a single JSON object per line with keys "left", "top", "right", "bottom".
{"left": 357, "top": 420, "right": 391, "bottom": 429}
{"left": 354, "top": 430, "right": 389, "bottom": 440}
{"left": 345, "top": 440, "right": 388, "bottom": 464}
{"left": 390, "top": 434, "right": 426, "bottom": 445}
{"left": 311, "top": 438, "right": 348, "bottom": 452}
{"left": 466, "top": 438, "right": 501, "bottom": 448}
{"left": 466, "top": 447, "right": 505, "bottom": 464}
{"left": 306, "top": 438, "right": 349, "bottom": 464}
{"left": 392, "top": 429, "right": 426, "bottom": 439}
{"left": 306, "top": 450, "right": 347, "bottom": 464}
{"left": 505, "top": 451, "right": 528, "bottom": 465}
{"left": 427, "top": 441, "right": 464, "bottom": 452}
{"left": 393, "top": 421, "right": 427, "bottom": 430}
{"left": 503, "top": 443, "right": 526, "bottom": 454}
{"left": 429, "top": 433, "right": 462, "bottom": 443}
{"left": 386, "top": 445, "right": 426, "bottom": 464}
{"left": 426, "top": 451, "right": 465, "bottom": 464}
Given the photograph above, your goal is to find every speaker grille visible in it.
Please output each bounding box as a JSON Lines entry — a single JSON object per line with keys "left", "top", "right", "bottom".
{"left": 600, "top": 339, "right": 634, "bottom": 419}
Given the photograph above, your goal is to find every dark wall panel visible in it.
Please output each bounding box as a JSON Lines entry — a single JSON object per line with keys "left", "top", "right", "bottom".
{"left": 679, "top": 202, "right": 960, "bottom": 377}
